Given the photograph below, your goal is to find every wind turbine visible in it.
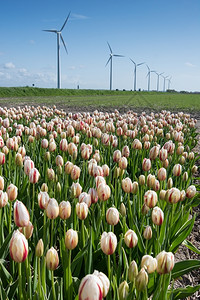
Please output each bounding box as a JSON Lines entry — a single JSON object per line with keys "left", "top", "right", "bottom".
{"left": 161, "top": 75, "right": 169, "bottom": 92}
{"left": 146, "top": 65, "right": 156, "bottom": 91}
{"left": 43, "top": 12, "right": 70, "bottom": 89}
{"left": 130, "top": 59, "right": 145, "bottom": 91}
{"left": 105, "top": 42, "right": 124, "bottom": 90}
{"left": 155, "top": 72, "right": 164, "bottom": 92}
{"left": 167, "top": 76, "right": 172, "bottom": 90}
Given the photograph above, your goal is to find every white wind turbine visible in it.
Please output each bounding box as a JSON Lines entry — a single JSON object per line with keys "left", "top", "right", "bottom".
{"left": 43, "top": 12, "right": 70, "bottom": 89}
{"left": 130, "top": 59, "right": 145, "bottom": 91}
{"left": 146, "top": 65, "right": 156, "bottom": 91}
{"left": 105, "top": 42, "right": 124, "bottom": 90}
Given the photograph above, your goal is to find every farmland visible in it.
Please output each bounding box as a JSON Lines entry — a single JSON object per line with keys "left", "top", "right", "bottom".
{"left": 0, "top": 87, "right": 200, "bottom": 113}
{"left": 0, "top": 88, "right": 199, "bottom": 299}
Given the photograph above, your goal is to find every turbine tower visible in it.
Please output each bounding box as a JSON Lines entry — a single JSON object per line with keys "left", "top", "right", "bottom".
{"left": 167, "top": 76, "right": 172, "bottom": 90}
{"left": 146, "top": 65, "right": 156, "bottom": 91}
{"left": 105, "top": 42, "right": 124, "bottom": 90}
{"left": 43, "top": 12, "right": 70, "bottom": 89}
{"left": 130, "top": 59, "right": 145, "bottom": 91}
{"left": 155, "top": 72, "right": 164, "bottom": 92}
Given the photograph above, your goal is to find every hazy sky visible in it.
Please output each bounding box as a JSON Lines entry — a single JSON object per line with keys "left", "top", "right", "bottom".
{"left": 0, "top": 0, "right": 200, "bottom": 92}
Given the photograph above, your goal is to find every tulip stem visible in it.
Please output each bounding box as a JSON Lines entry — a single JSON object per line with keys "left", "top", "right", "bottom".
{"left": 81, "top": 220, "right": 85, "bottom": 248}
{"left": 107, "top": 255, "right": 111, "bottom": 279}
{"left": 37, "top": 257, "right": 42, "bottom": 298}
{"left": 51, "top": 270, "right": 56, "bottom": 300}
{"left": 51, "top": 219, "right": 54, "bottom": 247}
{"left": 9, "top": 202, "right": 12, "bottom": 234}
{"left": 18, "top": 263, "right": 23, "bottom": 300}
{"left": 31, "top": 183, "right": 35, "bottom": 223}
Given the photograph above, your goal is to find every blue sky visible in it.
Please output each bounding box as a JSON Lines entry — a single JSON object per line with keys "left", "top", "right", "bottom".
{"left": 0, "top": 0, "right": 200, "bottom": 92}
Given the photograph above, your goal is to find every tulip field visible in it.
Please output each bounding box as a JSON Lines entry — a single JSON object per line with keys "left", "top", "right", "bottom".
{"left": 0, "top": 104, "right": 199, "bottom": 300}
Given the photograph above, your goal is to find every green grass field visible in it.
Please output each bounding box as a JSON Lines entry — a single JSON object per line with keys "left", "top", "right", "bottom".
{"left": 0, "top": 87, "right": 200, "bottom": 112}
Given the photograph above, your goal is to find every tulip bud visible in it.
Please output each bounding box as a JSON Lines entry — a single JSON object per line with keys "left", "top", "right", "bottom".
{"left": 124, "top": 229, "right": 138, "bottom": 248}
{"left": 41, "top": 139, "right": 48, "bottom": 149}
{"left": 10, "top": 230, "right": 28, "bottom": 263}
{"left": 144, "top": 190, "right": 158, "bottom": 208}
{"left": 141, "top": 203, "right": 150, "bottom": 215}
{"left": 38, "top": 191, "right": 49, "bottom": 209}
{"left": 180, "top": 190, "right": 186, "bottom": 201}
{"left": 156, "top": 251, "right": 174, "bottom": 274}
{"left": 47, "top": 168, "right": 55, "bottom": 181}
{"left": 0, "top": 176, "right": 4, "bottom": 190}
{"left": 100, "top": 232, "right": 117, "bottom": 255}
{"left": 142, "top": 158, "right": 151, "bottom": 172}
{"left": 120, "top": 203, "right": 126, "bottom": 217}
{"left": 71, "top": 165, "right": 81, "bottom": 181}
{"left": 24, "top": 159, "right": 34, "bottom": 175}
{"left": 159, "top": 189, "right": 166, "bottom": 201}
{"left": 165, "top": 188, "right": 181, "bottom": 204}
{"left": 128, "top": 260, "right": 138, "bottom": 282}
{"left": 78, "top": 274, "right": 103, "bottom": 300}
{"left": 29, "top": 167, "right": 40, "bottom": 184}
{"left": 118, "top": 157, "right": 128, "bottom": 169}
{"left": 167, "top": 177, "right": 173, "bottom": 189}
{"left": 59, "top": 201, "right": 71, "bottom": 219}
{"left": 19, "top": 221, "right": 33, "bottom": 239}
{"left": 135, "top": 268, "right": 148, "bottom": 292}
{"left": 55, "top": 155, "right": 63, "bottom": 167}
{"left": 46, "top": 247, "right": 59, "bottom": 271}
{"left": 102, "top": 164, "right": 110, "bottom": 177}
{"left": 70, "top": 182, "right": 82, "bottom": 199}
{"left": 79, "top": 192, "right": 92, "bottom": 207}
{"left": 186, "top": 185, "right": 196, "bottom": 198}
{"left": 138, "top": 175, "right": 145, "bottom": 186}
{"left": 76, "top": 202, "right": 88, "bottom": 220}
{"left": 7, "top": 183, "right": 18, "bottom": 202}
{"left": 88, "top": 187, "right": 98, "bottom": 204}
{"left": 14, "top": 200, "right": 30, "bottom": 227}
{"left": 152, "top": 206, "right": 164, "bottom": 226}
{"left": 118, "top": 281, "right": 129, "bottom": 300}
{"left": 122, "top": 177, "right": 133, "bottom": 193}
{"left": 173, "top": 164, "right": 182, "bottom": 177}
{"left": 0, "top": 152, "right": 6, "bottom": 165}
{"left": 157, "top": 168, "right": 167, "bottom": 181}
{"left": 41, "top": 183, "right": 48, "bottom": 192}
{"left": 15, "top": 153, "right": 23, "bottom": 167}
{"left": 65, "top": 229, "right": 78, "bottom": 250}
{"left": 0, "top": 191, "right": 8, "bottom": 208}
{"left": 141, "top": 255, "right": 157, "bottom": 273}
{"left": 46, "top": 198, "right": 59, "bottom": 219}
{"left": 143, "top": 225, "right": 152, "bottom": 240}
{"left": 132, "top": 181, "right": 138, "bottom": 194}
{"left": 44, "top": 151, "right": 50, "bottom": 161}
{"left": 97, "top": 183, "right": 111, "bottom": 201}
{"left": 106, "top": 207, "right": 119, "bottom": 225}
{"left": 191, "top": 165, "right": 198, "bottom": 174}
{"left": 188, "top": 152, "right": 194, "bottom": 160}
{"left": 36, "top": 239, "right": 44, "bottom": 257}
{"left": 182, "top": 171, "right": 188, "bottom": 182}
{"left": 93, "top": 270, "right": 110, "bottom": 298}
{"left": 60, "top": 139, "right": 68, "bottom": 152}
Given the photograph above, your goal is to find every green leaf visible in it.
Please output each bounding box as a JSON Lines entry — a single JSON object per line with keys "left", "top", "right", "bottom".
{"left": 182, "top": 240, "right": 200, "bottom": 255}
{"left": 0, "top": 278, "right": 9, "bottom": 300}
{"left": 169, "top": 216, "right": 195, "bottom": 252}
{"left": 0, "top": 261, "right": 12, "bottom": 283}
{"left": 6, "top": 279, "right": 19, "bottom": 300}
{"left": 172, "top": 260, "right": 200, "bottom": 279}
{"left": 0, "top": 231, "right": 13, "bottom": 259}
{"left": 168, "top": 284, "right": 200, "bottom": 299}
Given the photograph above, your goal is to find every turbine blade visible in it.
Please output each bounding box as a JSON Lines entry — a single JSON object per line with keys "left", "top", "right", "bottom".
{"left": 60, "top": 12, "right": 71, "bottom": 31}
{"left": 105, "top": 56, "right": 111, "bottom": 67}
{"left": 60, "top": 34, "right": 68, "bottom": 54}
{"left": 43, "top": 29, "right": 57, "bottom": 33}
{"left": 113, "top": 54, "right": 124, "bottom": 57}
{"left": 146, "top": 64, "right": 150, "bottom": 71}
{"left": 107, "top": 42, "right": 112, "bottom": 54}
{"left": 159, "top": 72, "right": 164, "bottom": 76}
{"left": 137, "top": 62, "right": 145, "bottom": 66}
{"left": 130, "top": 58, "right": 136, "bottom": 65}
